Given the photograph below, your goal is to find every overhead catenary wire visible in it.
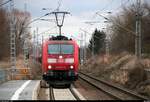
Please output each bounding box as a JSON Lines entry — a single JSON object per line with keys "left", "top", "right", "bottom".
{"left": 32, "top": 26, "right": 57, "bottom": 42}
{"left": 37, "top": 26, "right": 58, "bottom": 36}
{"left": 91, "top": 0, "right": 115, "bottom": 20}
{"left": 91, "top": 0, "right": 132, "bottom": 32}
{"left": 85, "top": 0, "right": 117, "bottom": 35}
{"left": 96, "top": 13, "right": 137, "bottom": 36}
{"left": 0, "top": 0, "right": 12, "bottom": 7}
{"left": 95, "top": 0, "right": 131, "bottom": 18}
{"left": 111, "top": 0, "right": 131, "bottom": 14}
{"left": 26, "top": 13, "right": 51, "bottom": 27}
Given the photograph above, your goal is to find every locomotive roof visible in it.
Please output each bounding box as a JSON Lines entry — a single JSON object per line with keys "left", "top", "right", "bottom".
{"left": 43, "top": 35, "right": 78, "bottom": 45}
{"left": 46, "top": 40, "right": 76, "bottom": 44}
{"left": 49, "top": 35, "right": 71, "bottom": 40}
{"left": 42, "top": 40, "right": 77, "bottom": 46}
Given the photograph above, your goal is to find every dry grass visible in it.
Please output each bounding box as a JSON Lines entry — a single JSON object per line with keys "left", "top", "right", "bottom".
{"left": 80, "top": 52, "right": 150, "bottom": 97}
{"left": 0, "top": 61, "right": 10, "bottom": 69}
{"left": 0, "top": 55, "right": 25, "bottom": 69}
{"left": 16, "top": 55, "right": 25, "bottom": 68}
{"left": 124, "top": 60, "right": 146, "bottom": 88}
{"left": 28, "top": 58, "right": 42, "bottom": 80}
{"left": 0, "top": 54, "right": 42, "bottom": 80}
{"left": 0, "top": 57, "right": 10, "bottom": 69}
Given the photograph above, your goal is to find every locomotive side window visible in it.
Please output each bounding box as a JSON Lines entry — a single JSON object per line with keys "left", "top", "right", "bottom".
{"left": 48, "top": 44, "right": 74, "bottom": 54}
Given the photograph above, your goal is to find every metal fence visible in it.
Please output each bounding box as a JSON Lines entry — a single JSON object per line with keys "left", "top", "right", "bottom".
{"left": 0, "top": 68, "right": 32, "bottom": 83}
{"left": 8, "top": 68, "right": 32, "bottom": 80}
{"left": 0, "top": 69, "right": 8, "bottom": 83}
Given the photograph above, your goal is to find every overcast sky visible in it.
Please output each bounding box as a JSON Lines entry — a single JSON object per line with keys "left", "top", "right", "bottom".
{"left": 3, "top": 0, "right": 149, "bottom": 45}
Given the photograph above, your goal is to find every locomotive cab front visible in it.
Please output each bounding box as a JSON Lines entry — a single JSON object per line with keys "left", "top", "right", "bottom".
{"left": 42, "top": 40, "right": 79, "bottom": 86}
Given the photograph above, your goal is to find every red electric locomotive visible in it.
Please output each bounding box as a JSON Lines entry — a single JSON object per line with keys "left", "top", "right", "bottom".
{"left": 42, "top": 36, "right": 79, "bottom": 87}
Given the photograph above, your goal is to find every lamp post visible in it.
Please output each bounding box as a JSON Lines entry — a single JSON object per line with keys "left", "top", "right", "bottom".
{"left": 103, "top": 20, "right": 111, "bottom": 57}
{"left": 39, "top": 18, "right": 56, "bottom": 22}
{"left": 84, "top": 21, "right": 98, "bottom": 58}
{"left": 23, "top": 26, "right": 31, "bottom": 68}
{"left": 84, "top": 21, "right": 95, "bottom": 58}
{"left": 102, "top": 27, "right": 109, "bottom": 56}
{"left": 95, "top": 12, "right": 113, "bottom": 58}
{"left": 23, "top": 13, "right": 50, "bottom": 64}
{"left": 84, "top": 20, "right": 108, "bottom": 58}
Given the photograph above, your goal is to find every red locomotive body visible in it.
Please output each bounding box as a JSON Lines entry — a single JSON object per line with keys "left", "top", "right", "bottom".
{"left": 42, "top": 39, "right": 79, "bottom": 86}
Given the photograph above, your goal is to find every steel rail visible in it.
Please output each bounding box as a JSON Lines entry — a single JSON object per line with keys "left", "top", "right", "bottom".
{"left": 79, "top": 72, "right": 148, "bottom": 100}
{"left": 79, "top": 74, "right": 121, "bottom": 100}
{"left": 48, "top": 85, "right": 80, "bottom": 100}
{"left": 49, "top": 86, "right": 55, "bottom": 100}
{"left": 69, "top": 85, "right": 80, "bottom": 100}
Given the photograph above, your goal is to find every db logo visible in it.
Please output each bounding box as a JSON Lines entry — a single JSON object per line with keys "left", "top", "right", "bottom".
{"left": 22, "top": 69, "right": 28, "bottom": 74}
{"left": 24, "top": 69, "right": 27, "bottom": 73}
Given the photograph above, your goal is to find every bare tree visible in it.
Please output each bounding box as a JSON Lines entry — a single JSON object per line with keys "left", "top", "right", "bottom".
{"left": 12, "top": 9, "right": 31, "bottom": 56}
{"left": 0, "top": 6, "right": 31, "bottom": 60}
{"left": 110, "top": 2, "right": 150, "bottom": 55}
{"left": 0, "top": 8, "right": 10, "bottom": 60}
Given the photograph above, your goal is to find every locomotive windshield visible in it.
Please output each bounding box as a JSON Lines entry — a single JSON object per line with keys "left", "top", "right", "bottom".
{"left": 48, "top": 44, "right": 74, "bottom": 54}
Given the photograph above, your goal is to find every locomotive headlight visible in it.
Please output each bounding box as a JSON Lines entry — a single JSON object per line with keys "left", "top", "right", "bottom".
{"left": 70, "top": 65, "right": 74, "bottom": 69}
{"left": 59, "top": 55, "right": 63, "bottom": 59}
{"left": 48, "top": 58, "right": 57, "bottom": 63}
{"left": 48, "top": 65, "right": 52, "bottom": 69}
{"left": 65, "top": 58, "right": 74, "bottom": 63}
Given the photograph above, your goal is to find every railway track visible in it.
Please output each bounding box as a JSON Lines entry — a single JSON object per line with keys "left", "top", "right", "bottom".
{"left": 79, "top": 72, "right": 148, "bottom": 100}
{"left": 49, "top": 87, "right": 55, "bottom": 100}
{"left": 49, "top": 85, "right": 82, "bottom": 100}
